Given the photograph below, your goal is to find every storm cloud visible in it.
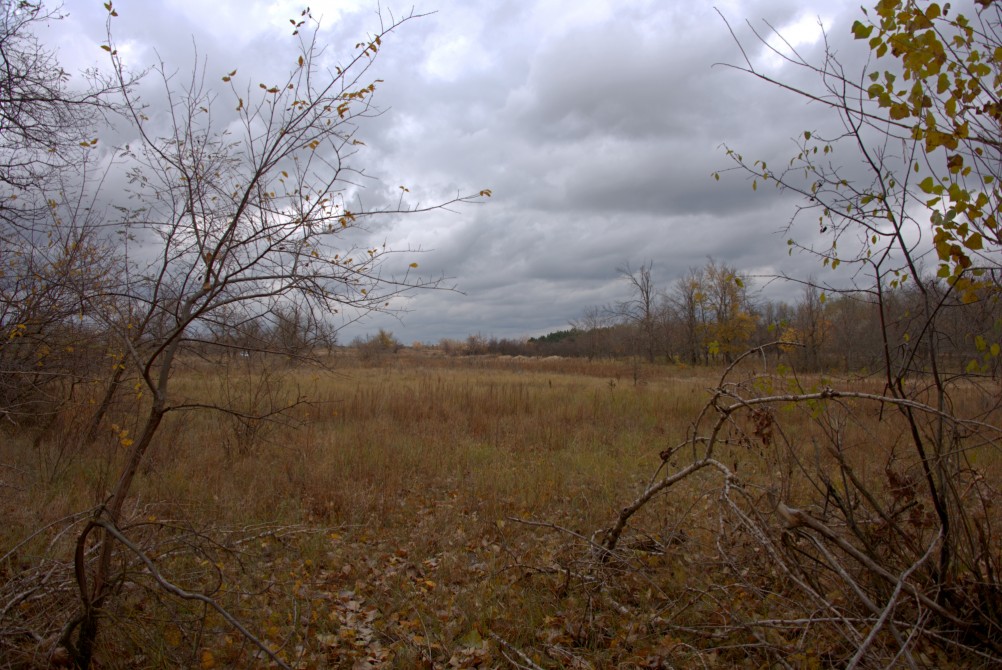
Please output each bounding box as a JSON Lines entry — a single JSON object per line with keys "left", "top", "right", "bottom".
{"left": 43, "top": 0, "right": 869, "bottom": 343}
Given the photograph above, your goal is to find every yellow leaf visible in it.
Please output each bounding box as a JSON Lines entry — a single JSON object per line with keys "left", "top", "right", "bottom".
{"left": 164, "top": 627, "right": 181, "bottom": 647}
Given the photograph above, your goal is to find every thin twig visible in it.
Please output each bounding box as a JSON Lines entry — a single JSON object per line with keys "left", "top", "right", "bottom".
{"left": 844, "top": 529, "right": 942, "bottom": 670}
{"left": 92, "top": 518, "right": 291, "bottom": 670}
{"left": 780, "top": 505, "right": 961, "bottom": 625}
{"left": 0, "top": 507, "right": 99, "bottom": 565}
{"left": 488, "top": 630, "right": 545, "bottom": 670}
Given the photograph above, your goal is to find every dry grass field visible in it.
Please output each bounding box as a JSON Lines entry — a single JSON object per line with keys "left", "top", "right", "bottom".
{"left": 2, "top": 351, "right": 999, "bottom": 668}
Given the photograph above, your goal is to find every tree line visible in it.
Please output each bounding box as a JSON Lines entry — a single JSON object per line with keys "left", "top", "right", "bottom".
{"left": 452, "top": 257, "right": 1000, "bottom": 376}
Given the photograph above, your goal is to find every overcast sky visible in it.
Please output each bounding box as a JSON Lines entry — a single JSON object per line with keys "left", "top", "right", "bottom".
{"left": 44, "top": 0, "right": 873, "bottom": 344}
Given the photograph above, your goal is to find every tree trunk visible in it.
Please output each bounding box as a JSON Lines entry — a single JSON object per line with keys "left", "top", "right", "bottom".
{"left": 73, "top": 404, "right": 165, "bottom": 669}
{"left": 82, "top": 367, "right": 125, "bottom": 444}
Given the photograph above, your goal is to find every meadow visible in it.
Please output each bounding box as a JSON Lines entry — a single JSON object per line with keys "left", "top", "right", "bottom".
{"left": 2, "top": 351, "right": 998, "bottom": 668}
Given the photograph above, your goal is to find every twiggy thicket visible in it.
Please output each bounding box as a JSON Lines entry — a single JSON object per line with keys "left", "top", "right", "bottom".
{"left": 582, "top": 1, "right": 1002, "bottom": 667}
{"left": 0, "top": 1, "right": 486, "bottom": 667}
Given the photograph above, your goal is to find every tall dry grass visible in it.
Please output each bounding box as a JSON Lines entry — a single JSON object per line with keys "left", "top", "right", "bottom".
{"left": 2, "top": 352, "right": 998, "bottom": 667}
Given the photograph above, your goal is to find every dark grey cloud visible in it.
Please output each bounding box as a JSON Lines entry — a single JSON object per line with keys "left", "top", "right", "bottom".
{"left": 40, "top": 0, "right": 873, "bottom": 343}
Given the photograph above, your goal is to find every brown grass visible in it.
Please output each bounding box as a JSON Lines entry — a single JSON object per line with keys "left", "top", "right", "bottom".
{"left": 1, "top": 353, "right": 999, "bottom": 668}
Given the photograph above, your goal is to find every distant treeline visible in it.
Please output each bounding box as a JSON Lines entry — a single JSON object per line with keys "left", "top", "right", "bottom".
{"left": 423, "top": 260, "right": 1001, "bottom": 375}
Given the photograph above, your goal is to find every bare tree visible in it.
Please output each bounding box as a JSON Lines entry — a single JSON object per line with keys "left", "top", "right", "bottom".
{"left": 781, "top": 279, "right": 829, "bottom": 370}
{"left": 570, "top": 305, "right": 615, "bottom": 361}
{"left": 667, "top": 265, "right": 709, "bottom": 365}
{"left": 0, "top": 1, "right": 114, "bottom": 191}
{"left": 0, "top": 0, "right": 126, "bottom": 427}
{"left": 58, "top": 7, "right": 487, "bottom": 667}
{"left": 264, "top": 301, "right": 338, "bottom": 360}
{"left": 615, "top": 261, "right": 659, "bottom": 363}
